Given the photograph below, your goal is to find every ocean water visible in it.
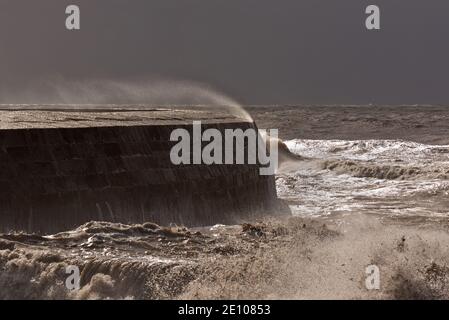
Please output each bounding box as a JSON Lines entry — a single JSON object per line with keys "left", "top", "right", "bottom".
{"left": 276, "top": 139, "right": 449, "bottom": 217}
{"left": 2, "top": 105, "right": 449, "bottom": 299}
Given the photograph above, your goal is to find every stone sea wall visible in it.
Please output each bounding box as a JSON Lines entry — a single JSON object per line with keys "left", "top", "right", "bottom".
{"left": 0, "top": 119, "right": 282, "bottom": 233}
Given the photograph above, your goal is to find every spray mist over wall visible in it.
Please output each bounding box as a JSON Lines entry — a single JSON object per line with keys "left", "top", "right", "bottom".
{"left": 0, "top": 78, "right": 252, "bottom": 121}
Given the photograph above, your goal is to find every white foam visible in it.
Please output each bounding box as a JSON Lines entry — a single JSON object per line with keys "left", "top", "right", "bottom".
{"left": 277, "top": 139, "right": 449, "bottom": 218}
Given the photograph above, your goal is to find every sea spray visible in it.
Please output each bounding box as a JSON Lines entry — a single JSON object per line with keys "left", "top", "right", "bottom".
{"left": 0, "top": 78, "right": 252, "bottom": 121}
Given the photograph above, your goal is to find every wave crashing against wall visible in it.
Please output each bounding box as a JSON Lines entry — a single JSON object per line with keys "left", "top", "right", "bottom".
{"left": 0, "top": 105, "right": 285, "bottom": 233}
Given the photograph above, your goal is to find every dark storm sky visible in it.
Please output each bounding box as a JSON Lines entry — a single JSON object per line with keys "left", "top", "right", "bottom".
{"left": 0, "top": 0, "right": 448, "bottom": 105}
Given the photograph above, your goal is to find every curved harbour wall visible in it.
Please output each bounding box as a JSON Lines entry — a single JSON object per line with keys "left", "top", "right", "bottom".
{"left": 0, "top": 108, "right": 283, "bottom": 233}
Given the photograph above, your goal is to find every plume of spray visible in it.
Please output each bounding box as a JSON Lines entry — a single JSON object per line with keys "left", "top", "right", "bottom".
{"left": 0, "top": 77, "right": 253, "bottom": 121}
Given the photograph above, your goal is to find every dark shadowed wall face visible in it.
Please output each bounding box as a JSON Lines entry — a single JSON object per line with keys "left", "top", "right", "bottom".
{"left": 0, "top": 0, "right": 448, "bottom": 105}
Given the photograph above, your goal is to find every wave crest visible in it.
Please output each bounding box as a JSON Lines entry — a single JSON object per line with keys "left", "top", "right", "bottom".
{"left": 322, "top": 160, "right": 449, "bottom": 180}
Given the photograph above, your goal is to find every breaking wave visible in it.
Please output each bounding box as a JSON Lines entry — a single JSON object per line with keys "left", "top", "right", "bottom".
{"left": 322, "top": 160, "right": 449, "bottom": 180}
{"left": 276, "top": 138, "right": 449, "bottom": 218}
{"left": 3, "top": 216, "right": 449, "bottom": 299}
